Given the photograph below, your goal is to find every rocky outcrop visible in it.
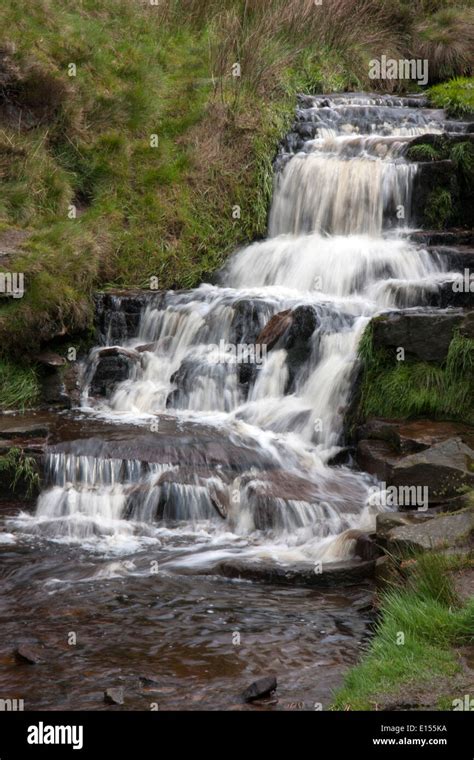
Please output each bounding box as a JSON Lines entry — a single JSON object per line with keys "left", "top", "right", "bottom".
{"left": 356, "top": 418, "right": 474, "bottom": 507}
{"left": 89, "top": 346, "right": 140, "bottom": 397}
{"left": 94, "top": 291, "right": 160, "bottom": 345}
{"left": 377, "top": 508, "right": 474, "bottom": 555}
{"left": 371, "top": 311, "right": 464, "bottom": 363}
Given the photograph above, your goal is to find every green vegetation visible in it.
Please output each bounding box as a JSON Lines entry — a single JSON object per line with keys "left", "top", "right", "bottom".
{"left": 425, "top": 187, "right": 454, "bottom": 229}
{"left": 406, "top": 143, "right": 442, "bottom": 162}
{"left": 406, "top": 135, "right": 474, "bottom": 229}
{"left": 356, "top": 326, "right": 474, "bottom": 424}
{"left": 0, "top": 360, "right": 40, "bottom": 410}
{"left": 428, "top": 76, "right": 474, "bottom": 117}
{"left": 0, "top": 446, "right": 41, "bottom": 497}
{"left": 0, "top": 0, "right": 471, "bottom": 364}
{"left": 333, "top": 553, "right": 474, "bottom": 710}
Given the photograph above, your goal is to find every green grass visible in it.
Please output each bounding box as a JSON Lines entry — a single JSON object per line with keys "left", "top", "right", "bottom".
{"left": 405, "top": 134, "right": 474, "bottom": 228}
{"left": 0, "top": 1, "right": 472, "bottom": 365}
{"left": 333, "top": 553, "right": 474, "bottom": 710}
{"left": 425, "top": 187, "right": 454, "bottom": 229}
{"left": 406, "top": 143, "right": 443, "bottom": 162}
{"left": 356, "top": 326, "right": 474, "bottom": 424}
{"left": 0, "top": 447, "right": 41, "bottom": 497}
{"left": 428, "top": 77, "right": 474, "bottom": 117}
{"left": 0, "top": 360, "right": 40, "bottom": 410}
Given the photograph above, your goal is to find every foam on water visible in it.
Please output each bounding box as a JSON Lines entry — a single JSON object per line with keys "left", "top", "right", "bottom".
{"left": 15, "top": 94, "right": 459, "bottom": 567}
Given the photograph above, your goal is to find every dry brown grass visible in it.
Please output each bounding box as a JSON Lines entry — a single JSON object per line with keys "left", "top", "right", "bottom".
{"left": 414, "top": 7, "right": 474, "bottom": 82}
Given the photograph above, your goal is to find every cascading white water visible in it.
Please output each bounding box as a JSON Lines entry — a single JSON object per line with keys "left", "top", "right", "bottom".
{"left": 18, "top": 94, "right": 459, "bottom": 566}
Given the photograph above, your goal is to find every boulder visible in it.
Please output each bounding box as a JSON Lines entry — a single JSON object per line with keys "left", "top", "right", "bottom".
{"left": 104, "top": 687, "right": 124, "bottom": 705}
{"left": 376, "top": 511, "right": 433, "bottom": 542}
{"left": 390, "top": 437, "right": 474, "bottom": 503}
{"left": 283, "top": 305, "right": 319, "bottom": 390}
{"left": 14, "top": 644, "right": 44, "bottom": 664}
{"left": 356, "top": 439, "right": 401, "bottom": 481}
{"left": 94, "top": 290, "right": 158, "bottom": 345}
{"left": 385, "top": 509, "right": 474, "bottom": 554}
{"left": 410, "top": 159, "right": 456, "bottom": 228}
{"left": 242, "top": 676, "right": 277, "bottom": 703}
{"left": 89, "top": 347, "right": 140, "bottom": 397}
{"left": 255, "top": 309, "right": 293, "bottom": 350}
{"left": 372, "top": 311, "right": 463, "bottom": 362}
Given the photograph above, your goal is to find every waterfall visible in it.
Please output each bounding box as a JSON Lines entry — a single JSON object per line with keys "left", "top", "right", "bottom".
{"left": 16, "top": 93, "right": 457, "bottom": 566}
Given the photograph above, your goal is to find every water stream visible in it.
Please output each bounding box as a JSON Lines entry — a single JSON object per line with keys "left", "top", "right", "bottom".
{"left": 0, "top": 93, "right": 462, "bottom": 709}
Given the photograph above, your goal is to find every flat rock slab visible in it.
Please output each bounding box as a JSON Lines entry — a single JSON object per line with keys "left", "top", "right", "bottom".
{"left": 358, "top": 418, "right": 474, "bottom": 453}
{"left": 386, "top": 509, "right": 474, "bottom": 553}
{"left": 210, "top": 558, "right": 375, "bottom": 587}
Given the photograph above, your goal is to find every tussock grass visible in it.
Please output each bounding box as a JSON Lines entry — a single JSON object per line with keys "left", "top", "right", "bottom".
{"left": 0, "top": 446, "right": 40, "bottom": 497}
{"left": 414, "top": 7, "right": 474, "bottom": 83}
{"left": 428, "top": 76, "right": 474, "bottom": 117}
{"left": 356, "top": 327, "right": 474, "bottom": 424}
{"left": 0, "top": 360, "right": 39, "bottom": 410}
{"left": 333, "top": 553, "right": 474, "bottom": 710}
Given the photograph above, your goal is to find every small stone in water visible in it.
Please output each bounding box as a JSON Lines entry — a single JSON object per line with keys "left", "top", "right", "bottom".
{"left": 104, "top": 687, "right": 124, "bottom": 705}
{"left": 14, "top": 644, "right": 44, "bottom": 664}
{"left": 242, "top": 676, "right": 277, "bottom": 703}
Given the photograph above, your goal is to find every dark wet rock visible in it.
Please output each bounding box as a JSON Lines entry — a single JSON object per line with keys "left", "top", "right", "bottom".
{"left": 427, "top": 245, "right": 474, "bottom": 273}
{"left": 284, "top": 305, "right": 319, "bottom": 390}
{"left": 96, "top": 346, "right": 140, "bottom": 360}
{"left": 385, "top": 509, "right": 474, "bottom": 554}
{"left": 207, "top": 480, "right": 229, "bottom": 519}
{"left": 374, "top": 555, "right": 397, "bottom": 586}
{"left": 48, "top": 416, "right": 280, "bottom": 474}
{"left": 409, "top": 230, "right": 474, "bottom": 247}
{"left": 242, "top": 676, "right": 277, "bottom": 703}
{"left": 14, "top": 643, "right": 44, "bottom": 664}
{"left": 357, "top": 418, "right": 474, "bottom": 454}
{"left": 353, "top": 532, "right": 380, "bottom": 561}
{"left": 255, "top": 310, "right": 293, "bottom": 351}
{"left": 136, "top": 342, "right": 158, "bottom": 353}
{"left": 90, "top": 348, "right": 140, "bottom": 397}
{"left": 0, "top": 419, "right": 50, "bottom": 439}
{"left": 94, "top": 290, "right": 161, "bottom": 345}
{"left": 230, "top": 298, "right": 270, "bottom": 346}
{"left": 38, "top": 368, "right": 71, "bottom": 408}
{"left": 425, "top": 280, "right": 474, "bottom": 309}
{"left": 390, "top": 437, "right": 474, "bottom": 503}
{"left": 371, "top": 311, "right": 463, "bottom": 362}
{"left": 356, "top": 439, "right": 401, "bottom": 481}
{"left": 410, "top": 160, "right": 456, "bottom": 227}
{"left": 104, "top": 687, "right": 124, "bottom": 705}
{"left": 358, "top": 430, "right": 474, "bottom": 506}
{"left": 213, "top": 558, "right": 375, "bottom": 587}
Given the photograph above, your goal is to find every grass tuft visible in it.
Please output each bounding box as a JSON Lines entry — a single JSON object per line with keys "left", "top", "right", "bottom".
{"left": 333, "top": 553, "right": 474, "bottom": 710}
